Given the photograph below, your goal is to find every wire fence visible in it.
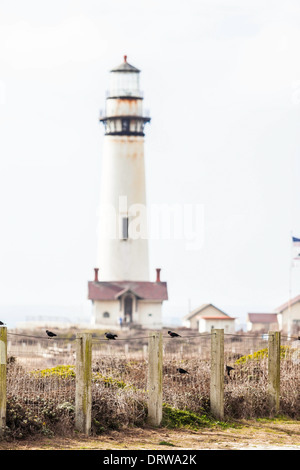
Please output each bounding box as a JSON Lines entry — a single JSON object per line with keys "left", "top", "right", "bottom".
{"left": 3, "top": 328, "right": 300, "bottom": 436}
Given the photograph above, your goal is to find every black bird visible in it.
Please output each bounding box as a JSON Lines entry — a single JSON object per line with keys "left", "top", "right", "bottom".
{"left": 105, "top": 332, "right": 118, "bottom": 340}
{"left": 177, "top": 367, "right": 189, "bottom": 374}
{"left": 226, "top": 365, "right": 235, "bottom": 376}
{"left": 168, "top": 330, "right": 181, "bottom": 338}
{"left": 0, "top": 321, "right": 5, "bottom": 325}
{"left": 46, "top": 330, "right": 57, "bottom": 338}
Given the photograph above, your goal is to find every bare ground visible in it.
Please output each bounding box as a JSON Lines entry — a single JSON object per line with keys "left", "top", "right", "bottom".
{"left": 1, "top": 419, "right": 300, "bottom": 450}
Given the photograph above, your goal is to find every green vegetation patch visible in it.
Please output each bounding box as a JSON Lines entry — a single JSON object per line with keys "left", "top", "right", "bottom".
{"left": 161, "top": 404, "right": 231, "bottom": 431}
{"left": 6, "top": 396, "right": 62, "bottom": 439}
{"left": 31, "top": 365, "right": 76, "bottom": 378}
{"left": 158, "top": 440, "right": 175, "bottom": 446}
{"left": 31, "top": 365, "right": 130, "bottom": 390}
{"left": 93, "top": 372, "right": 128, "bottom": 389}
{"left": 235, "top": 345, "right": 291, "bottom": 365}
{"left": 256, "top": 415, "right": 297, "bottom": 425}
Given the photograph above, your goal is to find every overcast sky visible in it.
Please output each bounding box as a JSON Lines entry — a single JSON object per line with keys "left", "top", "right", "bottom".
{"left": 0, "top": 0, "right": 300, "bottom": 327}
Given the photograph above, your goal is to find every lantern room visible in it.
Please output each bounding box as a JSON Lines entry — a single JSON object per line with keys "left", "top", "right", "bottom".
{"left": 108, "top": 55, "right": 141, "bottom": 98}
{"left": 100, "top": 55, "right": 150, "bottom": 136}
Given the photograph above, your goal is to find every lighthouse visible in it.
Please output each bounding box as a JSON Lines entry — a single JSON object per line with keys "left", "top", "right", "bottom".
{"left": 97, "top": 55, "right": 150, "bottom": 281}
{"left": 88, "top": 56, "right": 168, "bottom": 329}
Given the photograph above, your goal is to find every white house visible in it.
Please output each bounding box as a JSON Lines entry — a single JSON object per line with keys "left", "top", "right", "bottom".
{"left": 183, "top": 303, "right": 236, "bottom": 333}
{"left": 275, "top": 294, "right": 300, "bottom": 335}
{"left": 247, "top": 313, "right": 279, "bottom": 333}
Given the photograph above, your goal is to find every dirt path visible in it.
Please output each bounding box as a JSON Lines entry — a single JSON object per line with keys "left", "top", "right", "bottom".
{"left": 1, "top": 419, "right": 300, "bottom": 450}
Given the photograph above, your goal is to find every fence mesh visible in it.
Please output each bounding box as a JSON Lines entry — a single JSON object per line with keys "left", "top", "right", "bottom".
{"left": 5, "top": 329, "right": 300, "bottom": 427}
{"left": 7, "top": 333, "right": 76, "bottom": 420}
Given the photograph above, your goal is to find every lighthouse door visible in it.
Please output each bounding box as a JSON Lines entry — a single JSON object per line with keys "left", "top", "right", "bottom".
{"left": 124, "top": 296, "right": 133, "bottom": 324}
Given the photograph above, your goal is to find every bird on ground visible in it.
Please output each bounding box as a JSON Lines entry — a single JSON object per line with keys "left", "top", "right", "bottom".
{"left": 177, "top": 367, "right": 189, "bottom": 374}
{"left": 46, "top": 330, "right": 57, "bottom": 338}
{"left": 168, "top": 330, "right": 181, "bottom": 338}
{"left": 226, "top": 365, "right": 235, "bottom": 376}
{"left": 105, "top": 332, "right": 118, "bottom": 340}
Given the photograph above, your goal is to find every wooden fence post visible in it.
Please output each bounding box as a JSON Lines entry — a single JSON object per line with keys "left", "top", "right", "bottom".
{"left": 75, "top": 333, "right": 92, "bottom": 435}
{"left": 210, "top": 328, "right": 224, "bottom": 420}
{"left": 268, "top": 331, "right": 281, "bottom": 414}
{"left": 147, "top": 331, "right": 163, "bottom": 426}
{"left": 0, "top": 326, "right": 7, "bottom": 437}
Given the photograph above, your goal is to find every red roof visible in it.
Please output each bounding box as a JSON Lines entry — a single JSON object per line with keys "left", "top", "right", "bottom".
{"left": 183, "top": 303, "right": 231, "bottom": 320}
{"left": 248, "top": 313, "right": 278, "bottom": 323}
{"left": 276, "top": 295, "right": 300, "bottom": 313}
{"left": 88, "top": 280, "right": 168, "bottom": 301}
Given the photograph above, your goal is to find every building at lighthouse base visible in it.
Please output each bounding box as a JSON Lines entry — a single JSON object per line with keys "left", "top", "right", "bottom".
{"left": 88, "top": 269, "right": 168, "bottom": 329}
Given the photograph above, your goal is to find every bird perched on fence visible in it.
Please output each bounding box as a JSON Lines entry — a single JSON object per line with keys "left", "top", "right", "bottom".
{"left": 168, "top": 330, "right": 181, "bottom": 338}
{"left": 105, "top": 332, "right": 118, "bottom": 340}
{"left": 226, "top": 365, "right": 234, "bottom": 376}
{"left": 46, "top": 330, "right": 57, "bottom": 338}
{"left": 177, "top": 367, "right": 189, "bottom": 374}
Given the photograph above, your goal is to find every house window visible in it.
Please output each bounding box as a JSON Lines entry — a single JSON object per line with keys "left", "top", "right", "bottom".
{"left": 122, "top": 217, "right": 129, "bottom": 240}
{"left": 103, "top": 312, "right": 110, "bottom": 318}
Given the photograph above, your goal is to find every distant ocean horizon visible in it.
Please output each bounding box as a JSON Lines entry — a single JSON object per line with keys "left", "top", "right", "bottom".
{"left": 0, "top": 303, "right": 248, "bottom": 330}
{"left": 0, "top": 304, "right": 183, "bottom": 329}
{"left": 0, "top": 304, "right": 91, "bottom": 329}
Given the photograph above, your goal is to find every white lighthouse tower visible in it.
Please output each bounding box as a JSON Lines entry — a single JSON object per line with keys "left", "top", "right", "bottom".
{"left": 97, "top": 55, "right": 150, "bottom": 281}
{"left": 88, "top": 56, "right": 168, "bottom": 329}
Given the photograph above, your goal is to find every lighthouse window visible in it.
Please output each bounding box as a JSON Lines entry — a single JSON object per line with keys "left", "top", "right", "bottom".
{"left": 122, "top": 217, "right": 129, "bottom": 240}
{"left": 103, "top": 312, "right": 110, "bottom": 318}
{"left": 122, "top": 118, "right": 130, "bottom": 133}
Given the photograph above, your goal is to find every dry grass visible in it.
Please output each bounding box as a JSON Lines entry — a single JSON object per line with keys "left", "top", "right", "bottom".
{"left": 4, "top": 329, "right": 300, "bottom": 439}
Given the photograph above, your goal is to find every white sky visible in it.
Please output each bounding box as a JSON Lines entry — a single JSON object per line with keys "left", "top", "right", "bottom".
{"left": 0, "top": 0, "right": 300, "bottom": 327}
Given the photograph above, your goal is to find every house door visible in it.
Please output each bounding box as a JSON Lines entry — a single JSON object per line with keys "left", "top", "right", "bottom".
{"left": 124, "top": 296, "right": 133, "bottom": 323}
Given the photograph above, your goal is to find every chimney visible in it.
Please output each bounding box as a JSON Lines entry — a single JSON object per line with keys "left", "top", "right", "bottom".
{"left": 94, "top": 268, "right": 99, "bottom": 282}
{"left": 156, "top": 268, "right": 161, "bottom": 282}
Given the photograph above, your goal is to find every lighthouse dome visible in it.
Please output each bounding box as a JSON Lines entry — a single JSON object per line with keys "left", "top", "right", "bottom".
{"left": 110, "top": 55, "right": 140, "bottom": 73}
{"left": 108, "top": 55, "right": 142, "bottom": 98}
